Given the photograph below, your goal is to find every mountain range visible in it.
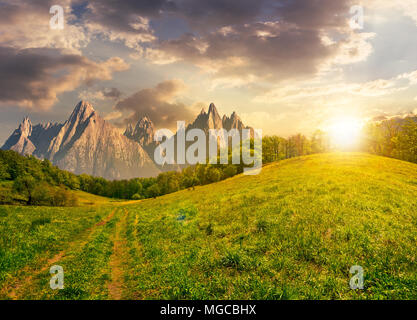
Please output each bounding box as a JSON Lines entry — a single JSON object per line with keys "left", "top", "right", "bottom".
{"left": 1, "top": 101, "right": 250, "bottom": 179}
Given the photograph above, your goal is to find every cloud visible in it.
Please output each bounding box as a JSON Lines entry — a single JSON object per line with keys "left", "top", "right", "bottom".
{"left": 102, "top": 87, "right": 122, "bottom": 99}
{"left": 0, "top": 0, "right": 88, "bottom": 54}
{"left": 145, "top": 0, "right": 375, "bottom": 84}
{"left": 81, "top": 0, "right": 175, "bottom": 52}
{"left": 368, "top": 0, "right": 417, "bottom": 26}
{"left": 0, "top": 47, "right": 129, "bottom": 110}
{"left": 254, "top": 69, "right": 417, "bottom": 103}
{"left": 1, "top": 0, "right": 374, "bottom": 87}
{"left": 78, "top": 87, "right": 122, "bottom": 103}
{"left": 104, "top": 111, "right": 123, "bottom": 121}
{"left": 114, "top": 79, "right": 195, "bottom": 129}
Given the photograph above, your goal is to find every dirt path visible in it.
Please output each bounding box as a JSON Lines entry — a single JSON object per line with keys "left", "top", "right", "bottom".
{"left": 107, "top": 208, "right": 129, "bottom": 300}
{"left": 3, "top": 208, "right": 117, "bottom": 300}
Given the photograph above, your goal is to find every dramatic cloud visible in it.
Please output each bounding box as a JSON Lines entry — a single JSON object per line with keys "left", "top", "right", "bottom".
{"left": 0, "top": 47, "right": 129, "bottom": 110}
{"left": 81, "top": 0, "right": 175, "bottom": 53}
{"left": 0, "top": 0, "right": 88, "bottom": 54}
{"left": 145, "top": 0, "right": 374, "bottom": 84}
{"left": 148, "top": 21, "right": 337, "bottom": 82}
{"left": 1, "top": 0, "right": 371, "bottom": 85}
{"left": 114, "top": 80, "right": 195, "bottom": 129}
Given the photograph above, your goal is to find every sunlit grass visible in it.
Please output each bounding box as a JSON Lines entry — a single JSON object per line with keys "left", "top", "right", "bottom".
{"left": 1, "top": 153, "right": 417, "bottom": 299}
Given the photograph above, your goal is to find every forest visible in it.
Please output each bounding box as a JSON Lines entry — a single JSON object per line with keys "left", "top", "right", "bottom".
{"left": 0, "top": 116, "right": 416, "bottom": 205}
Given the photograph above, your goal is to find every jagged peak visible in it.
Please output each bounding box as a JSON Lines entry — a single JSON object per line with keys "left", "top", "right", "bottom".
{"left": 124, "top": 123, "right": 134, "bottom": 137}
{"left": 199, "top": 107, "right": 206, "bottom": 115}
{"left": 138, "top": 116, "right": 152, "bottom": 126}
{"left": 18, "top": 116, "right": 32, "bottom": 136}
{"left": 230, "top": 111, "right": 240, "bottom": 121}
{"left": 73, "top": 100, "right": 95, "bottom": 115}
{"left": 69, "top": 101, "right": 96, "bottom": 123}
{"left": 208, "top": 103, "right": 218, "bottom": 114}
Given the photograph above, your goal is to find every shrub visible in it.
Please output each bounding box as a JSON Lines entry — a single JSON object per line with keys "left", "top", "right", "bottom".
{"left": 0, "top": 188, "right": 14, "bottom": 205}
{"left": 51, "top": 187, "right": 78, "bottom": 207}
{"left": 132, "top": 193, "right": 142, "bottom": 200}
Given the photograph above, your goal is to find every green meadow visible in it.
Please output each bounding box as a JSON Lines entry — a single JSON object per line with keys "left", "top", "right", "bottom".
{"left": 1, "top": 153, "right": 417, "bottom": 299}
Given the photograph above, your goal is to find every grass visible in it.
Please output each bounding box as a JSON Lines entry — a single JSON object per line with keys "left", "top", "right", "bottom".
{"left": 1, "top": 152, "right": 417, "bottom": 299}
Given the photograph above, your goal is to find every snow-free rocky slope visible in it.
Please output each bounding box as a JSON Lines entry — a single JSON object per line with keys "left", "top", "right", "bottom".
{"left": 2, "top": 101, "right": 159, "bottom": 179}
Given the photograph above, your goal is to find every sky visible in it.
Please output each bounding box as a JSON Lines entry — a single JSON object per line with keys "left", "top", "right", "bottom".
{"left": 1, "top": 0, "right": 417, "bottom": 145}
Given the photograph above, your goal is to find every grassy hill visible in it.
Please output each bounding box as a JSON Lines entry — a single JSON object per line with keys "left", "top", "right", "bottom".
{"left": 1, "top": 153, "right": 417, "bottom": 299}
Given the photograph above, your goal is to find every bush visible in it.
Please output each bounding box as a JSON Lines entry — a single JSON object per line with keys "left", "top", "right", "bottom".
{"left": 0, "top": 188, "right": 14, "bottom": 205}
{"left": 51, "top": 187, "right": 78, "bottom": 207}
{"left": 223, "top": 165, "right": 237, "bottom": 178}
{"left": 31, "top": 184, "right": 78, "bottom": 207}
{"left": 132, "top": 193, "right": 142, "bottom": 200}
{"left": 146, "top": 184, "right": 160, "bottom": 198}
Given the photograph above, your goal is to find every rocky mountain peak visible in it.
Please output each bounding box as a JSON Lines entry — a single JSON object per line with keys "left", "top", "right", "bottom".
{"left": 208, "top": 103, "right": 220, "bottom": 117}
{"left": 136, "top": 116, "right": 152, "bottom": 130}
{"left": 19, "top": 117, "right": 32, "bottom": 137}
{"left": 124, "top": 116, "right": 157, "bottom": 151}
{"left": 124, "top": 123, "right": 134, "bottom": 138}
{"left": 68, "top": 101, "right": 95, "bottom": 124}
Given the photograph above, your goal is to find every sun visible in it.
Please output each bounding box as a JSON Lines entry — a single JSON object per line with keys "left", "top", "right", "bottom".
{"left": 328, "top": 117, "right": 363, "bottom": 149}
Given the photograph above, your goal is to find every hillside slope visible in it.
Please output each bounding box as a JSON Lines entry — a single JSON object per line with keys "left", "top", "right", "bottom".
{"left": 121, "top": 152, "right": 417, "bottom": 299}
{"left": 2, "top": 153, "right": 416, "bottom": 300}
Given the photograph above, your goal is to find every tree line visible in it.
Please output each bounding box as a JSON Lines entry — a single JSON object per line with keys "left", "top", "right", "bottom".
{"left": 1, "top": 118, "right": 414, "bottom": 205}
{"left": 0, "top": 131, "right": 329, "bottom": 204}
{"left": 361, "top": 117, "right": 417, "bottom": 163}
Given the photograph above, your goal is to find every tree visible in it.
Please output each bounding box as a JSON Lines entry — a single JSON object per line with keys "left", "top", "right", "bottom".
{"left": 393, "top": 119, "right": 417, "bottom": 163}
{"left": 223, "top": 165, "right": 237, "bottom": 178}
{"left": 14, "top": 175, "right": 37, "bottom": 205}
{"left": 128, "top": 179, "right": 143, "bottom": 198}
{"left": 205, "top": 166, "right": 221, "bottom": 183}
{"left": 0, "top": 160, "right": 10, "bottom": 180}
{"left": 311, "top": 130, "right": 328, "bottom": 154}
{"left": 146, "top": 184, "right": 160, "bottom": 198}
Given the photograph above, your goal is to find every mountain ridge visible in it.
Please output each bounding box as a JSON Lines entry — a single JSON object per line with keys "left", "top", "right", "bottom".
{"left": 2, "top": 101, "right": 252, "bottom": 178}
{"left": 1, "top": 101, "right": 159, "bottom": 179}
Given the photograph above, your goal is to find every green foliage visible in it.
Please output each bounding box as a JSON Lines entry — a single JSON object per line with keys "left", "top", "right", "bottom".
{"left": 363, "top": 117, "right": 417, "bottom": 164}
{"left": 1, "top": 154, "right": 417, "bottom": 299}
{"left": 120, "top": 153, "right": 417, "bottom": 299}
{"left": 0, "top": 160, "right": 10, "bottom": 180}
{"left": 0, "top": 128, "right": 331, "bottom": 203}
{"left": 13, "top": 175, "right": 37, "bottom": 205}
{"left": 131, "top": 193, "right": 142, "bottom": 200}
{"left": 146, "top": 183, "right": 160, "bottom": 198}
{"left": 0, "top": 205, "right": 114, "bottom": 297}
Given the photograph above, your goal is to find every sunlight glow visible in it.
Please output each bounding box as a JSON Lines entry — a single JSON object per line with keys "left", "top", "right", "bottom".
{"left": 328, "top": 117, "right": 363, "bottom": 149}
